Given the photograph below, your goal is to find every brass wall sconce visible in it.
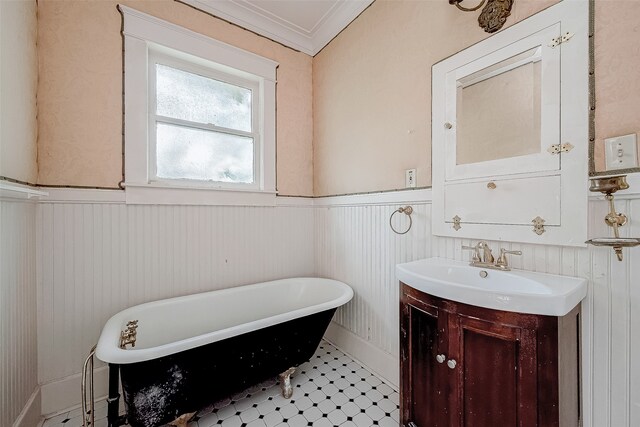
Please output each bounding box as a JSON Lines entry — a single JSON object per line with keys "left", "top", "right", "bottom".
{"left": 449, "top": 0, "right": 514, "bottom": 33}
{"left": 586, "top": 175, "right": 640, "bottom": 261}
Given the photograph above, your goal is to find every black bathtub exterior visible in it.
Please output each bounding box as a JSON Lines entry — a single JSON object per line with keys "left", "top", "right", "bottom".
{"left": 108, "top": 308, "right": 337, "bottom": 427}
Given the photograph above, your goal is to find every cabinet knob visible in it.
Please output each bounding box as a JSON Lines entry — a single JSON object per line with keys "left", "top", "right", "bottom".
{"left": 447, "top": 359, "right": 457, "bottom": 369}
{"left": 436, "top": 354, "right": 446, "bottom": 363}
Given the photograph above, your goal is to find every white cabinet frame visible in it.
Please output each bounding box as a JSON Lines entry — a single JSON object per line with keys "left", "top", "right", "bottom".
{"left": 432, "top": 0, "right": 589, "bottom": 246}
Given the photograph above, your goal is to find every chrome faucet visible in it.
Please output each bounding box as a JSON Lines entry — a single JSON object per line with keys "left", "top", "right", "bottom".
{"left": 462, "top": 241, "right": 493, "bottom": 264}
{"left": 462, "top": 242, "right": 521, "bottom": 271}
{"left": 478, "top": 241, "right": 494, "bottom": 264}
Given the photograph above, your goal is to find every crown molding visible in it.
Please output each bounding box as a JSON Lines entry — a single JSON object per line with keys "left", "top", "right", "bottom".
{"left": 180, "top": 0, "right": 374, "bottom": 56}
{"left": 309, "top": 0, "right": 372, "bottom": 54}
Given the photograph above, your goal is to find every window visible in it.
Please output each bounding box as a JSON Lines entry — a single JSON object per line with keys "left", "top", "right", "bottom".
{"left": 150, "top": 54, "right": 259, "bottom": 187}
{"left": 120, "top": 6, "right": 278, "bottom": 204}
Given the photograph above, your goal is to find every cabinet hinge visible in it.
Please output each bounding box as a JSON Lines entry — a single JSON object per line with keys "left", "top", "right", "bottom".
{"left": 549, "top": 31, "right": 574, "bottom": 48}
{"left": 547, "top": 142, "right": 574, "bottom": 155}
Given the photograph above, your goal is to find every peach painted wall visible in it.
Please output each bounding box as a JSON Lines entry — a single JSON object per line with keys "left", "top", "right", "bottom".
{"left": 313, "top": 0, "right": 640, "bottom": 195}
{"left": 36, "top": 0, "right": 313, "bottom": 196}
{"left": 0, "top": 0, "right": 38, "bottom": 184}
{"left": 593, "top": 0, "right": 640, "bottom": 171}
{"left": 312, "top": 0, "right": 555, "bottom": 196}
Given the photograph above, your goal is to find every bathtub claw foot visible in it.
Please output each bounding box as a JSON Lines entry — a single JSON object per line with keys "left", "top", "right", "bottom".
{"left": 278, "top": 367, "right": 296, "bottom": 399}
{"left": 168, "top": 411, "right": 196, "bottom": 427}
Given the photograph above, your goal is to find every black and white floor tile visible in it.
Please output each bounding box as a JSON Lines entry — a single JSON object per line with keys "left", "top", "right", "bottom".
{"left": 42, "top": 340, "right": 400, "bottom": 427}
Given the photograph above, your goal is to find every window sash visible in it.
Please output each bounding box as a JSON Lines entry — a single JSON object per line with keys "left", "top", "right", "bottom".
{"left": 154, "top": 115, "right": 256, "bottom": 139}
{"left": 147, "top": 51, "right": 261, "bottom": 188}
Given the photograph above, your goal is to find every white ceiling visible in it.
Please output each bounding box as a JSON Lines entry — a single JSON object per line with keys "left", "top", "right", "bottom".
{"left": 181, "top": 0, "right": 375, "bottom": 55}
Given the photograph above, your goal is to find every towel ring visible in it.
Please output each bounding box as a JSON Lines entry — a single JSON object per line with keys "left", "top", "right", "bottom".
{"left": 390, "top": 206, "right": 413, "bottom": 235}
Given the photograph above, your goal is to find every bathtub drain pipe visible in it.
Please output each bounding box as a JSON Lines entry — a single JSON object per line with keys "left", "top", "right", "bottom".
{"left": 81, "top": 345, "right": 96, "bottom": 427}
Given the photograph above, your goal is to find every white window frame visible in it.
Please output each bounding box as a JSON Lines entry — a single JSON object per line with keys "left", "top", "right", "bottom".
{"left": 119, "top": 5, "right": 278, "bottom": 205}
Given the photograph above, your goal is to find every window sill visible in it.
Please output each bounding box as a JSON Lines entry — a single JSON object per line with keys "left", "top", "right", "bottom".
{"left": 123, "top": 182, "right": 277, "bottom": 206}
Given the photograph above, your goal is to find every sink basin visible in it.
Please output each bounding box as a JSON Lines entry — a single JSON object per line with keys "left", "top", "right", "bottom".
{"left": 396, "top": 258, "right": 587, "bottom": 316}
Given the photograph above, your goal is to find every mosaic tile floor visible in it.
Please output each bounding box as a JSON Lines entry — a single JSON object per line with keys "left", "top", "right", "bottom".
{"left": 42, "top": 340, "right": 400, "bottom": 427}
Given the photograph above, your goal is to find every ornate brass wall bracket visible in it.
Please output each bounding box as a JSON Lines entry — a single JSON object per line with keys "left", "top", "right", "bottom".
{"left": 586, "top": 175, "right": 640, "bottom": 261}
{"left": 449, "top": 0, "right": 514, "bottom": 33}
{"left": 532, "top": 216, "right": 546, "bottom": 235}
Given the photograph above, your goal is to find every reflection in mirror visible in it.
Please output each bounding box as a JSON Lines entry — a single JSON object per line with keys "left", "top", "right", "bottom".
{"left": 456, "top": 47, "right": 542, "bottom": 165}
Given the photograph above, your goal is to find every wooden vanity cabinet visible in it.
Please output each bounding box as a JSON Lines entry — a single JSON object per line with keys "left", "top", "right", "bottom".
{"left": 400, "top": 283, "right": 581, "bottom": 427}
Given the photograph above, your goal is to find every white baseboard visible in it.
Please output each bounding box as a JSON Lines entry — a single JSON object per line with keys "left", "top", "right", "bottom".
{"left": 40, "top": 366, "right": 109, "bottom": 417}
{"left": 323, "top": 321, "right": 399, "bottom": 389}
{"left": 13, "top": 387, "right": 42, "bottom": 427}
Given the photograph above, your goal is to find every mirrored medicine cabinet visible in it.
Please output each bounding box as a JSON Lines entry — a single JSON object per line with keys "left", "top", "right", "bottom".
{"left": 432, "top": 0, "right": 589, "bottom": 246}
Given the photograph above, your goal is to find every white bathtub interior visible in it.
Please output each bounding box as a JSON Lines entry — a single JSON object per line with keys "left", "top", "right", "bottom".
{"left": 96, "top": 278, "right": 353, "bottom": 364}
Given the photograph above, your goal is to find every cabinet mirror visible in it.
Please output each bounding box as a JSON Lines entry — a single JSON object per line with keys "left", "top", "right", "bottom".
{"left": 456, "top": 47, "right": 541, "bottom": 165}
{"left": 444, "top": 23, "right": 560, "bottom": 181}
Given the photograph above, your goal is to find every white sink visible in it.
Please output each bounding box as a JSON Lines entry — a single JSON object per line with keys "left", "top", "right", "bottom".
{"left": 396, "top": 258, "right": 587, "bottom": 316}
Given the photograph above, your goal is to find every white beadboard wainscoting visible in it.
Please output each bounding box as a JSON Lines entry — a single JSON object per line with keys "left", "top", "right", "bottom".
{"left": 315, "top": 190, "right": 640, "bottom": 427}
{"left": 35, "top": 196, "right": 316, "bottom": 414}
{"left": 0, "top": 197, "right": 41, "bottom": 427}
{"left": 23, "top": 183, "right": 640, "bottom": 427}
{"left": 315, "top": 201, "right": 432, "bottom": 385}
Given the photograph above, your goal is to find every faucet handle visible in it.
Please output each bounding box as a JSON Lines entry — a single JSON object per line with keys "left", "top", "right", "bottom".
{"left": 496, "top": 248, "right": 522, "bottom": 268}
{"left": 462, "top": 245, "right": 481, "bottom": 263}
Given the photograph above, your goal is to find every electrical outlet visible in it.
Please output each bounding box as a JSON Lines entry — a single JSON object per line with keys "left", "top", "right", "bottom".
{"left": 605, "top": 134, "right": 638, "bottom": 170}
{"left": 405, "top": 169, "right": 417, "bottom": 188}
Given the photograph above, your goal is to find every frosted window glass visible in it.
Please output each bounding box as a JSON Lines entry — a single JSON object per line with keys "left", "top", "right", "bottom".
{"left": 156, "top": 123, "right": 254, "bottom": 183}
{"left": 156, "top": 64, "right": 252, "bottom": 132}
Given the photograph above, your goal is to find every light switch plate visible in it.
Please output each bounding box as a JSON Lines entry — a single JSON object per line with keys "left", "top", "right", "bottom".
{"left": 605, "top": 133, "right": 638, "bottom": 170}
{"left": 405, "top": 169, "right": 417, "bottom": 188}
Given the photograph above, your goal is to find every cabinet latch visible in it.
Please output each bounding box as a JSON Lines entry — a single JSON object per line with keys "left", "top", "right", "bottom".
{"left": 532, "top": 216, "right": 546, "bottom": 235}
{"left": 547, "top": 142, "right": 574, "bottom": 155}
{"left": 452, "top": 215, "right": 462, "bottom": 231}
{"left": 549, "top": 31, "right": 574, "bottom": 48}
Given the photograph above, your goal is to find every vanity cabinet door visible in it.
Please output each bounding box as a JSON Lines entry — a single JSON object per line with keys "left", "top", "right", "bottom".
{"left": 447, "top": 314, "right": 538, "bottom": 427}
{"left": 401, "top": 284, "right": 573, "bottom": 427}
{"left": 400, "top": 294, "right": 450, "bottom": 427}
